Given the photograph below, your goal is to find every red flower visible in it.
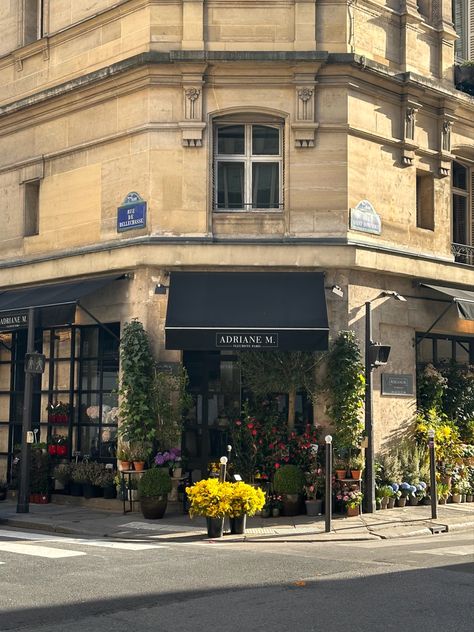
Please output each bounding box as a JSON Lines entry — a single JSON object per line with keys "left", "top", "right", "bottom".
{"left": 247, "top": 423, "right": 254, "bottom": 429}
{"left": 275, "top": 463, "right": 280, "bottom": 469}
{"left": 251, "top": 430, "right": 257, "bottom": 436}
{"left": 235, "top": 420, "right": 242, "bottom": 426}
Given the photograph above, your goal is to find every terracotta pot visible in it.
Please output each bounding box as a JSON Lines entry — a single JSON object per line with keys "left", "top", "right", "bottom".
{"left": 335, "top": 469, "right": 347, "bottom": 480}
{"left": 346, "top": 505, "right": 360, "bottom": 517}
{"left": 350, "top": 470, "right": 361, "bottom": 480}
{"left": 133, "top": 461, "right": 145, "bottom": 472}
{"left": 119, "top": 461, "right": 132, "bottom": 471}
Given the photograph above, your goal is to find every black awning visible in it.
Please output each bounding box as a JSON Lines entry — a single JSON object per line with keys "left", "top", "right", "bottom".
{"left": 421, "top": 283, "right": 474, "bottom": 321}
{"left": 165, "top": 271, "right": 329, "bottom": 351}
{"left": 0, "top": 275, "right": 121, "bottom": 330}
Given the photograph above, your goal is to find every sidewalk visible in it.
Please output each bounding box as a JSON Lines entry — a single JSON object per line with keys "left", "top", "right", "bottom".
{"left": 1, "top": 496, "right": 474, "bottom": 543}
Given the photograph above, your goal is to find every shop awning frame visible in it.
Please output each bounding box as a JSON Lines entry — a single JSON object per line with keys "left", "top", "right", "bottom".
{"left": 165, "top": 271, "right": 329, "bottom": 351}
{"left": 0, "top": 275, "right": 124, "bottom": 336}
{"left": 416, "top": 282, "right": 474, "bottom": 346}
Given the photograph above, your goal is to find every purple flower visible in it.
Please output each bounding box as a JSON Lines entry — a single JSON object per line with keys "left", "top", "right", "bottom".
{"left": 155, "top": 454, "right": 165, "bottom": 465}
{"left": 391, "top": 483, "right": 399, "bottom": 492}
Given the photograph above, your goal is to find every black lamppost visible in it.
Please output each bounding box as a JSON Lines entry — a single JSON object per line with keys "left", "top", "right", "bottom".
{"left": 363, "top": 291, "right": 406, "bottom": 514}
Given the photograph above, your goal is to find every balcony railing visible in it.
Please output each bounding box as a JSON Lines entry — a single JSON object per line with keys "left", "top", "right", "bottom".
{"left": 452, "top": 242, "right": 474, "bottom": 266}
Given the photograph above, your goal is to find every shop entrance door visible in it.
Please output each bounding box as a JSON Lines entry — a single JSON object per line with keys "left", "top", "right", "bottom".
{"left": 183, "top": 351, "right": 241, "bottom": 479}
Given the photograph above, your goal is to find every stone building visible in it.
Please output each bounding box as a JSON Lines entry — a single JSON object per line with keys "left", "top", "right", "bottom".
{"left": 0, "top": 1, "right": 473, "bottom": 481}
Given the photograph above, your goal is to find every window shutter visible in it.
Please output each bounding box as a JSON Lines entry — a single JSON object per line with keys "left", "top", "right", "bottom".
{"left": 453, "top": 0, "right": 466, "bottom": 60}
{"left": 469, "top": 0, "right": 474, "bottom": 60}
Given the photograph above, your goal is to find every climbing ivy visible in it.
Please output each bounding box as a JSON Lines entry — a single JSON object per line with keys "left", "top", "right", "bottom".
{"left": 118, "top": 320, "right": 156, "bottom": 443}
{"left": 326, "top": 331, "right": 365, "bottom": 450}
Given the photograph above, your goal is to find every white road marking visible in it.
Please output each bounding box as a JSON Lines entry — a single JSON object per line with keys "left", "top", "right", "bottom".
{"left": 0, "top": 542, "right": 85, "bottom": 558}
{"left": 409, "top": 545, "right": 474, "bottom": 557}
{"left": 0, "top": 529, "right": 167, "bottom": 551}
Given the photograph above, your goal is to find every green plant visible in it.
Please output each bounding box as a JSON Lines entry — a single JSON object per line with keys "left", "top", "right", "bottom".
{"left": 138, "top": 467, "right": 172, "bottom": 498}
{"left": 349, "top": 452, "right": 364, "bottom": 471}
{"left": 118, "top": 320, "right": 156, "bottom": 444}
{"left": 326, "top": 331, "right": 365, "bottom": 450}
{"left": 272, "top": 464, "right": 306, "bottom": 495}
{"left": 52, "top": 463, "right": 73, "bottom": 485}
{"left": 152, "top": 365, "right": 192, "bottom": 449}
{"left": 436, "top": 482, "right": 450, "bottom": 501}
{"left": 129, "top": 441, "right": 152, "bottom": 462}
{"left": 117, "top": 445, "right": 131, "bottom": 461}
{"left": 378, "top": 484, "right": 395, "bottom": 499}
{"left": 185, "top": 478, "right": 234, "bottom": 518}
{"left": 29, "top": 450, "right": 50, "bottom": 494}
{"left": 70, "top": 462, "right": 88, "bottom": 484}
{"left": 228, "top": 482, "right": 266, "bottom": 517}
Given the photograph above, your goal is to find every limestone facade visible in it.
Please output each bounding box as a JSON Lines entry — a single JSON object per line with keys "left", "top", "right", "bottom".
{"left": 0, "top": 1, "right": 473, "bottom": 475}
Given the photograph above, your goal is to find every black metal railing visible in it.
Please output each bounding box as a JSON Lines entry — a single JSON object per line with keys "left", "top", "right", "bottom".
{"left": 452, "top": 242, "right": 474, "bottom": 266}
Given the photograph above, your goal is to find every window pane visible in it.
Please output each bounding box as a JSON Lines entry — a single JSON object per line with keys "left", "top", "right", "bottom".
{"left": 82, "top": 328, "right": 99, "bottom": 358}
{"left": 453, "top": 162, "right": 467, "bottom": 190}
{"left": 217, "top": 126, "right": 245, "bottom": 155}
{"left": 453, "top": 194, "right": 467, "bottom": 243}
{"left": 217, "top": 162, "right": 244, "bottom": 209}
{"left": 418, "top": 338, "right": 433, "bottom": 363}
{"left": 252, "top": 163, "right": 279, "bottom": 208}
{"left": 436, "top": 338, "right": 453, "bottom": 363}
{"left": 455, "top": 341, "right": 470, "bottom": 364}
{"left": 252, "top": 126, "right": 279, "bottom": 155}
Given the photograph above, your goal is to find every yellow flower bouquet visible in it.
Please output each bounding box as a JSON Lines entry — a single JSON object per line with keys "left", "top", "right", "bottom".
{"left": 185, "top": 478, "right": 234, "bottom": 518}
{"left": 228, "top": 482, "right": 265, "bottom": 517}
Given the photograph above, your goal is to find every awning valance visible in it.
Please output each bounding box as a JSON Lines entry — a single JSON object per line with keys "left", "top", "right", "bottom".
{"left": 165, "top": 271, "right": 329, "bottom": 351}
{"left": 0, "top": 275, "right": 121, "bottom": 331}
{"left": 421, "top": 283, "right": 474, "bottom": 321}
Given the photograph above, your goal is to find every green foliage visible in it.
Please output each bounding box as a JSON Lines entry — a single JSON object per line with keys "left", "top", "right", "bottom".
{"left": 272, "top": 464, "right": 306, "bottom": 494}
{"left": 417, "top": 364, "right": 447, "bottom": 413}
{"left": 152, "top": 366, "right": 192, "bottom": 449}
{"left": 415, "top": 410, "right": 463, "bottom": 466}
{"left": 326, "top": 331, "right": 365, "bottom": 450}
{"left": 128, "top": 441, "right": 152, "bottom": 462}
{"left": 238, "top": 350, "right": 322, "bottom": 432}
{"left": 118, "top": 320, "right": 156, "bottom": 443}
{"left": 376, "top": 450, "right": 402, "bottom": 484}
{"left": 29, "top": 450, "right": 50, "bottom": 494}
{"left": 138, "top": 467, "right": 172, "bottom": 498}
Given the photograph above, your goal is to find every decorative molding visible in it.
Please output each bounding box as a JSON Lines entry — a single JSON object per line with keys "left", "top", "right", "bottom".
{"left": 291, "top": 122, "right": 319, "bottom": 148}
{"left": 178, "top": 121, "right": 206, "bottom": 147}
{"left": 12, "top": 39, "right": 49, "bottom": 73}
{"left": 293, "top": 77, "right": 317, "bottom": 148}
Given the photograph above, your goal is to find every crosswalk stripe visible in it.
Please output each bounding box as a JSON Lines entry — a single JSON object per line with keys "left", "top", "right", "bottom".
{"left": 0, "top": 542, "right": 85, "bottom": 558}
{"left": 409, "top": 545, "right": 474, "bottom": 557}
{"left": 0, "top": 530, "right": 165, "bottom": 551}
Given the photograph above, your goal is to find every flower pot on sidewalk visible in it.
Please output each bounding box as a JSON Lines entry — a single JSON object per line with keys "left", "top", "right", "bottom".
{"left": 206, "top": 517, "right": 224, "bottom": 538}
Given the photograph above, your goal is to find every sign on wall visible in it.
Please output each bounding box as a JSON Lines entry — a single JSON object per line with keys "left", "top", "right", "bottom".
{"left": 216, "top": 332, "right": 279, "bottom": 349}
{"left": 0, "top": 311, "right": 28, "bottom": 331}
{"left": 381, "top": 373, "right": 414, "bottom": 396}
{"left": 117, "top": 192, "right": 147, "bottom": 232}
{"left": 350, "top": 199, "right": 382, "bottom": 235}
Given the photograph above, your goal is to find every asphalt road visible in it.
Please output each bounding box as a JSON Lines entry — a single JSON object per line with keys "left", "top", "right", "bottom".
{"left": 0, "top": 528, "right": 472, "bottom": 632}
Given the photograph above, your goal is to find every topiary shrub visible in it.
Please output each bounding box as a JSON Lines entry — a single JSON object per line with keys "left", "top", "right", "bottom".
{"left": 272, "top": 464, "right": 306, "bottom": 495}
{"left": 138, "top": 467, "right": 172, "bottom": 498}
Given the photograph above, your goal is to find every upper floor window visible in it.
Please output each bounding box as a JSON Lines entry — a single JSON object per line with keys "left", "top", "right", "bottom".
{"left": 23, "top": 0, "right": 44, "bottom": 46}
{"left": 213, "top": 121, "right": 283, "bottom": 212}
{"left": 453, "top": 0, "right": 473, "bottom": 61}
{"left": 452, "top": 160, "right": 474, "bottom": 264}
{"left": 416, "top": 171, "right": 434, "bottom": 230}
{"left": 24, "top": 179, "right": 40, "bottom": 237}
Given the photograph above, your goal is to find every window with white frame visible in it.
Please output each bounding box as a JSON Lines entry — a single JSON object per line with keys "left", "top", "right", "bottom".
{"left": 213, "top": 120, "right": 283, "bottom": 211}
{"left": 23, "top": 0, "right": 44, "bottom": 45}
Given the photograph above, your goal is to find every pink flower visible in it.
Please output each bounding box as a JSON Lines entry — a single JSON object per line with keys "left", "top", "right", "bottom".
{"left": 275, "top": 463, "right": 280, "bottom": 469}
{"left": 235, "top": 420, "right": 242, "bottom": 426}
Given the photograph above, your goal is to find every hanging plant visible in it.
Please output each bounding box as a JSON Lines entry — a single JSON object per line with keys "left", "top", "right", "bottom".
{"left": 325, "top": 331, "right": 365, "bottom": 450}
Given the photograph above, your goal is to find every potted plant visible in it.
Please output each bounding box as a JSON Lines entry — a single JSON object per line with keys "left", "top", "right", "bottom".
{"left": 378, "top": 485, "right": 394, "bottom": 509}
{"left": 272, "top": 464, "right": 306, "bottom": 516}
{"left": 227, "top": 481, "right": 265, "bottom": 534}
{"left": 70, "top": 462, "right": 88, "bottom": 496}
{"left": 304, "top": 470, "right": 323, "bottom": 516}
{"left": 100, "top": 469, "right": 117, "bottom": 499}
{"left": 0, "top": 480, "right": 7, "bottom": 501}
{"left": 186, "top": 478, "right": 234, "bottom": 538}
{"left": 129, "top": 441, "right": 151, "bottom": 471}
{"left": 337, "top": 488, "right": 363, "bottom": 517}
{"left": 349, "top": 452, "right": 364, "bottom": 480}
{"left": 138, "top": 467, "right": 172, "bottom": 519}
{"left": 334, "top": 457, "right": 348, "bottom": 480}
{"left": 29, "top": 450, "right": 51, "bottom": 503}
{"left": 117, "top": 445, "right": 132, "bottom": 471}
{"left": 154, "top": 448, "right": 182, "bottom": 474}
{"left": 437, "top": 482, "right": 450, "bottom": 504}
{"left": 52, "top": 463, "right": 73, "bottom": 493}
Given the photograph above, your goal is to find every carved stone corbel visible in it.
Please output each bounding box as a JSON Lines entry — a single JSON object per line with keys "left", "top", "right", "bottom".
{"left": 292, "top": 83, "right": 318, "bottom": 148}
{"left": 181, "top": 84, "right": 205, "bottom": 147}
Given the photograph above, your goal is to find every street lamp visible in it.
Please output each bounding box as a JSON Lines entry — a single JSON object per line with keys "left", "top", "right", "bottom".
{"left": 363, "top": 291, "right": 407, "bottom": 514}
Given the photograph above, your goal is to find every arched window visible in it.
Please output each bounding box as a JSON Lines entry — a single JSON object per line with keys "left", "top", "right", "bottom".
{"left": 213, "top": 116, "right": 284, "bottom": 212}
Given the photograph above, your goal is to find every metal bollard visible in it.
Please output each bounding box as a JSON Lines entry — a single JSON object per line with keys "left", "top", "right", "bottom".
{"left": 325, "top": 435, "right": 333, "bottom": 533}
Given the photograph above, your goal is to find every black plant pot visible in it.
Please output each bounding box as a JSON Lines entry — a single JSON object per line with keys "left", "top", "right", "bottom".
{"left": 0, "top": 490, "right": 7, "bottom": 501}
{"left": 103, "top": 485, "right": 117, "bottom": 499}
{"left": 281, "top": 493, "right": 302, "bottom": 516}
{"left": 206, "top": 517, "right": 224, "bottom": 538}
{"left": 229, "top": 514, "right": 247, "bottom": 534}
{"left": 82, "top": 483, "right": 95, "bottom": 499}
{"left": 140, "top": 495, "right": 168, "bottom": 519}
{"left": 70, "top": 482, "right": 83, "bottom": 497}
